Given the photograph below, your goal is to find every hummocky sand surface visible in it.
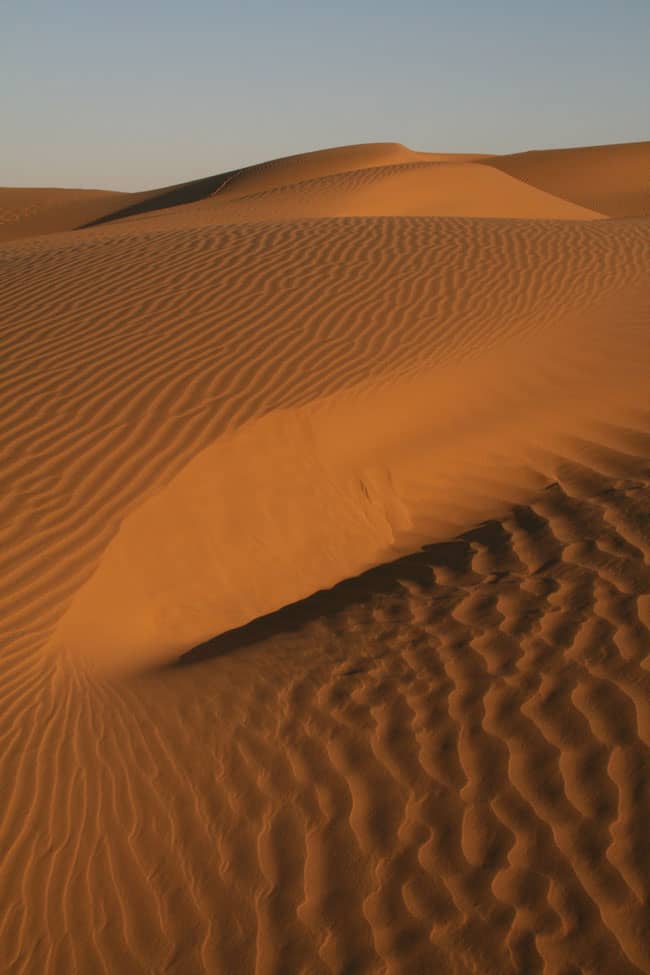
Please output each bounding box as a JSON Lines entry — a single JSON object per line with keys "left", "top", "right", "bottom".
{"left": 1, "top": 140, "right": 649, "bottom": 973}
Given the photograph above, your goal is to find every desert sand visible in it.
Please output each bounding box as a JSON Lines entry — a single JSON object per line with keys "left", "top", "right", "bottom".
{"left": 1, "top": 140, "right": 649, "bottom": 974}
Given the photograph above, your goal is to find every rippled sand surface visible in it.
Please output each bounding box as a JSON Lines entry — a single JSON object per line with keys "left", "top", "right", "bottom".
{"left": 1, "top": 140, "right": 649, "bottom": 974}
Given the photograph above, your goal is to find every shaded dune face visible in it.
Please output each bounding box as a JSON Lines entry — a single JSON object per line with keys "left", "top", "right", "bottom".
{"left": 1, "top": 140, "right": 649, "bottom": 974}
{"left": 485, "top": 140, "right": 650, "bottom": 218}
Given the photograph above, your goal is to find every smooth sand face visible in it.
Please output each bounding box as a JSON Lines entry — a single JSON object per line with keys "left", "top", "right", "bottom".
{"left": 485, "top": 140, "right": 650, "bottom": 217}
{"left": 1, "top": 140, "right": 649, "bottom": 974}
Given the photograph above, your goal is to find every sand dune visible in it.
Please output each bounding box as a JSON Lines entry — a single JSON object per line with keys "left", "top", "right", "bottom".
{"left": 485, "top": 140, "right": 650, "bottom": 217}
{"left": 1, "top": 140, "right": 649, "bottom": 973}
{"left": 0, "top": 173, "right": 232, "bottom": 242}
{"left": 0, "top": 186, "right": 125, "bottom": 242}
{"left": 0, "top": 143, "right": 464, "bottom": 242}
{"left": 210, "top": 141, "right": 487, "bottom": 199}
{"left": 193, "top": 162, "right": 603, "bottom": 222}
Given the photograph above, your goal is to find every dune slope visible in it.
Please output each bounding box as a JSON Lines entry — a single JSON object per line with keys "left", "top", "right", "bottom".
{"left": 1, "top": 140, "right": 649, "bottom": 974}
{"left": 189, "top": 162, "right": 603, "bottom": 222}
{"left": 485, "top": 140, "right": 650, "bottom": 217}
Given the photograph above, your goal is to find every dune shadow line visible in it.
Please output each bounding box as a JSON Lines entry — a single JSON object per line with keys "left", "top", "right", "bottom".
{"left": 80, "top": 170, "right": 238, "bottom": 229}
{"left": 171, "top": 520, "right": 513, "bottom": 670}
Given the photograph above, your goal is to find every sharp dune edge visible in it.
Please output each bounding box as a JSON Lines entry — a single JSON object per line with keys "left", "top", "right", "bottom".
{"left": 1, "top": 141, "right": 649, "bottom": 974}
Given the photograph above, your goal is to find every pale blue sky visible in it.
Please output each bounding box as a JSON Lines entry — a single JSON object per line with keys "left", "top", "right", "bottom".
{"left": 3, "top": 0, "right": 649, "bottom": 190}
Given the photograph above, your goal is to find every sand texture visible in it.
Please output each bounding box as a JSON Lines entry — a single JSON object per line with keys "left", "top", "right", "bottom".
{"left": 1, "top": 140, "right": 649, "bottom": 974}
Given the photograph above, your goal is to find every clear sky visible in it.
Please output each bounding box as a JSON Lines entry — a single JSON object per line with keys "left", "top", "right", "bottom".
{"left": 3, "top": 0, "right": 649, "bottom": 191}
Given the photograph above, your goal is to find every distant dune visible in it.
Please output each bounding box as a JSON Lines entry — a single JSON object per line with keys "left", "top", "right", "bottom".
{"left": 1, "top": 140, "right": 649, "bottom": 974}
{"left": 485, "top": 140, "right": 650, "bottom": 217}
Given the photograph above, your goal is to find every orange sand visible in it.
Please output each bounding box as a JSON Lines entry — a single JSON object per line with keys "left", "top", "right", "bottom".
{"left": 1, "top": 140, "right": 649, "bottom": 974}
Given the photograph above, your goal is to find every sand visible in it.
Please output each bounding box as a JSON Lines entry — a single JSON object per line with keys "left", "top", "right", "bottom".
{"left": 1, "top": 140, "right": 649, "bottom": 974}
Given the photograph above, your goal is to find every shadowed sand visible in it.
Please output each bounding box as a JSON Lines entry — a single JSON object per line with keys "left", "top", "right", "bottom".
{"left": 1, "top": 139, "right": 649, "bottom": 974}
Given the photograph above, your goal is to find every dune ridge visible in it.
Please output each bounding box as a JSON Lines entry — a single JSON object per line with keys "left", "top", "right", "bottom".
{"left": 1, "top": 139, "right": 649, "bottom": 973}
{"left": 51, "top": 290, "right": 648, "bottom": 675}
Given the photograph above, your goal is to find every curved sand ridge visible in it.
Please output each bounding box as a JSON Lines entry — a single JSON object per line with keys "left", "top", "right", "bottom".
{"left": 2, "top": 215, "right": 647, "bottom": 673}
{"left": 1, "top": 140, "right": 649, "bottom": 973}
{"left": 52, "top": 284, "right": 649, "bottom": 675}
